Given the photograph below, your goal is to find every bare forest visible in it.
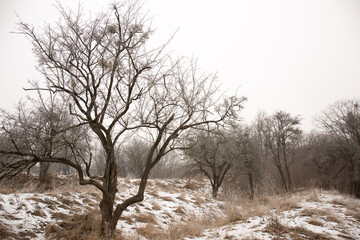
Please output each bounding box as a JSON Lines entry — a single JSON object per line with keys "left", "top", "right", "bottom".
{"left": 0, "top": 1, "right": 359, "bottom": 239}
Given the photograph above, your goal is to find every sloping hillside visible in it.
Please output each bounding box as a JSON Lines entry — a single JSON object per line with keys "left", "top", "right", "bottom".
{"left": 0, "top": 175, "right": 359, "bottom": 239}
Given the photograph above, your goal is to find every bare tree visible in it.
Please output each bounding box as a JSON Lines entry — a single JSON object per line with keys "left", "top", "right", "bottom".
{"left": 0, "top": 2, "right": 244, "bottom": 238}
{"left": 302, "top": 132, "right": 342, "bottom": 188}
{"left": 317, "top": 99, "right": 360, "bottom": 196}
{"left": 0, "top": 91, "right": 88, "bottom": 186}
{"left": 185, "top": 131, "right": 233, "bottom": 198}
{"left": 229, "top": 125, "right": 261, "bottom": 200}
{"left": 122, "top": 138, "right": 149, "bottom": 178}
{"left": 258, "top": 111, "right": 302, "bottom": 192}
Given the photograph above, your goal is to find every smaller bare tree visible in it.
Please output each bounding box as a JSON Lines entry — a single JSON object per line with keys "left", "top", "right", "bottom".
{"left": 228, "top": 125, "right": 261, "bottom": 199}
{"left": 0, "top": 91, "right": 89, "bottom": 187}
{"left": 185, "top": 131, "right": 233, "bottom": 198}
{"left": 122, "top": 139, "right": 149, "bottom": 178}
{"left": 317, "top": 99, "right": 360, "bottom": 196}
{"left": 258, "top": 111, "right": 302, "bottom": 192}
{"left": 303, "top": 132, "right": 342, "bottom": 188}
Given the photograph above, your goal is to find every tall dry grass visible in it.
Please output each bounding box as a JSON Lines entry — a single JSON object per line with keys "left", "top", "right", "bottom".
{"left": 45, "top": 210, "right": 124, "bottom": 240}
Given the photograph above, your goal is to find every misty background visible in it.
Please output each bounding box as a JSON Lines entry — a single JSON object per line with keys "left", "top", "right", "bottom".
{"left": 1, "top": 0, "right": 359, "bottom": 131}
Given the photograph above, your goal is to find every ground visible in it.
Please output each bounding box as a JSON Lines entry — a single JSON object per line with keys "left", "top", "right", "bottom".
{"left": 0, "top": 175, "right": 359, "bottom": 239}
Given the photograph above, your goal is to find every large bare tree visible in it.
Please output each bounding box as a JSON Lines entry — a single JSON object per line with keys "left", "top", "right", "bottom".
{"left": 0, "top": 1, "right": 244, "bottom": 238}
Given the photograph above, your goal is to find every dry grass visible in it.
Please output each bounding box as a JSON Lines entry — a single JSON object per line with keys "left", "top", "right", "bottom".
{"left": 81, "top": 197, "right": 97, "bottom": 207}
{"left": 28, "top": 196, "right": 58, "bottom": 210}
{"left": 308, "top": 219, "right": 324, "bottom": 226}
{"left": 32, "top": 208, "right": 46, "bottom": 217}
{"left": 0, "top": 174, "right": 102, "bottom": 195}
{"left": 176, "top": 193, "right": 187, "bottom": 201}
{"left": 123, "top": 176, "right": 131, "bottom": 184}
{"left": 155, "top": 205, "right": 243, "bottom": 239}
{"left": 332, "top": 196, "right": 360, "bottom": 210}
{"left": 45, "top": 210, "right": 124, "bottom": 240}
{"left": 174, "top": 206, "right": 186, "bottom": 215}
{"left": 148, "top": 190, "right": 160, "bottom": 197}
{"left": 300, "top": 208, "right": 330, "bottom": 218}
{"left": 0, "top": 222, "right": 17, "bottom": 240}
{"left": 265, "top": 196, "right": 302, "bottom": 214}
{"left": 57, "top": 196, "right": 76, "bottom": 206}
{"left": 222, "top": 204, "right": 243, "bottom": 223}
{"left": 265, "top": 218, "right": 333, "bottom": 240}
{"left": 3, "top": 213, "right": 22, "bottom": 221}
{"left": 151, "top": 201, "right": 162, "bottom": 211}
{"left": 137, "top": 201, "right": 145, "bottom": 207}
{"left": 264, "top": 218, "right": 290, "bottom": 237}
{"left": 306, "top": 190, "right": 321, "bottom": 202}
{"left": 16, "top": 202, "right": 26, "bottom": 210}
{"left": 331, "top": 199, "right": 347, "bottom": 207}
{"left": 121, "top": 214, "right": 134, "bottom": 224}
{"left": 337, "top": 234, "right": 356, "bottom": 240}
{"left": 2, "top": 176, "right": 359, "bottom": 240}
{"left": 326, "top": 215, "right": 340, "bottom": 223}
{"left": 219, "top": 191, "right": 302, "bottom": 221}
{"left": 0, "top": 188, "right": 12, "bottom": 194}
{"left": 52, "top": 211, "right": 70, "bottom": 220}
{"left": 133, "top": 212, "right": 157, "bottom": 224}
{"left": 292, "top": 226, "right": 335, "bottom": 240}
{"left": 193, "top": 195, "right": 206, "bottom": 206}
{"left": 136, "top": 224, "right": 163, "bottom": 239}
{"left": 184, "top": 179, "right": 198, "bottom": 190}
{"left": 345, "top": 210, "right": 360, "bottom": 221}
{"left": 161, "top": 195, "right": 174, "bottom": 202}
{"left": 165, "top": 219, "right": 208, "bottom": 239}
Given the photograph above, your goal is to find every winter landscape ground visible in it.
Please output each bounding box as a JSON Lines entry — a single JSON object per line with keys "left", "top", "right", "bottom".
{"left": 0, "top": 175, "right": 359, "bottom": 240}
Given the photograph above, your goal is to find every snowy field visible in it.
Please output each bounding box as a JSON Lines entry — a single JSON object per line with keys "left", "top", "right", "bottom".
{"left": 0, "top": 176, "right": 359, "bottom": 239}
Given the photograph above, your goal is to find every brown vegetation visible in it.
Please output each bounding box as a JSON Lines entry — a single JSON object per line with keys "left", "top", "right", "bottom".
{"left": 45, "top": 210, "right": 124, "bottom": 240}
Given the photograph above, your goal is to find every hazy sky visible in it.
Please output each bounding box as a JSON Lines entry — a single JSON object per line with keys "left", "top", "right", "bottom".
{"left": 0, "top": 0, "right": 359, "bottom": 132}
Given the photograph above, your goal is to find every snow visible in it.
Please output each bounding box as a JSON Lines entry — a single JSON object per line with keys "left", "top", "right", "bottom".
{"left": 186, "top": 190, "right": 360, "bottom": 240}
{"left": 0, "top": 178, "right": 359, "bottom": 239}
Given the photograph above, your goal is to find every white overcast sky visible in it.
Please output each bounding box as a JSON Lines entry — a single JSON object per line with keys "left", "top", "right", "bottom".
{"left": 0, "top": 0, "right": 359, "bottom": 132}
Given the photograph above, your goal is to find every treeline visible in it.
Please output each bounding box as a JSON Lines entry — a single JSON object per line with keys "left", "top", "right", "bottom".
{"left": 1, "top": 93, "right": 358, "bottom": 199}
{"left": 184, "top": 99, "right": 360, "bottom": 198}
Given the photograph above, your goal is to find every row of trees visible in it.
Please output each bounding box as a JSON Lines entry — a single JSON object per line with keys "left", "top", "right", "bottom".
{"left": 184, "top": 110, "right": 301, "bottom": 199}
{"left": 184, "top": 100, "right": 360, "bottom": 200}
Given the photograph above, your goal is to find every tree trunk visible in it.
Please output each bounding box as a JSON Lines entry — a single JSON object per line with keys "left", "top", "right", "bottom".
{"left": 276, "top": 164, "right": 288, "bottom": 192}
{"left": 99, "top": 146, "right": 119, "bottom": 238}
{"left": 282, "top": 147, "right": 292, "bottom": 191}
{"left": 285, "top": 165, "right": 292, "bottom": 191}
{"left": 248, "top": 172, "right": 254, "bottom": 200}
{"left": 39, "top": 162, "right": 51, "bottom": 185}
{"left": 100, "top": 196, "right": 115, "bottom": 239}
{"left": 212, "top": 183, "right": 219, "bottom": 198}
{"left": 349, "top": 158, "right": 355, "bottom": 194}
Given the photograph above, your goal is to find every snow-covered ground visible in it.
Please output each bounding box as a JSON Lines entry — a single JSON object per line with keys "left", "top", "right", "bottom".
{"left": 0, "top": 176, "right": 359, "bottom": 239}
{"left": 187, "top": 190, "right": 360, "bottom": 240}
